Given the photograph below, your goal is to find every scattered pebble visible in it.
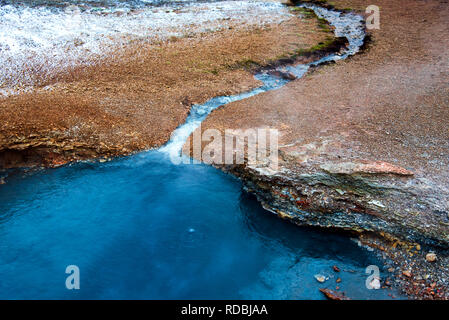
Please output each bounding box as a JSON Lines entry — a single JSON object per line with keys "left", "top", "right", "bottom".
{"left": 314, "top": 274, "right": 327, "bottom": 283}
{"left": 402, "top": 270, "right": 412, "bottom": 278}
{"left": 426, "top": 252, "right": 437, "bottom": 262}
{"left": 319, "top": 288, "right": 350, "bottom": 300}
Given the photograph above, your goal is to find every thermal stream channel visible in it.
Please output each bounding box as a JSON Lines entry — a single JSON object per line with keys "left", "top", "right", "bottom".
{"left": 0, "top": 3, "right": 403, "bottom": 299}
{"left": 160, "top": 3, "right": 366, "bottom": 157}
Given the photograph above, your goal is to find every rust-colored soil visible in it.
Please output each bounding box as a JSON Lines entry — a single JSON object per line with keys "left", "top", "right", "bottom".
{"left": 0, "top": 11, "right": 331, "bottom": 168}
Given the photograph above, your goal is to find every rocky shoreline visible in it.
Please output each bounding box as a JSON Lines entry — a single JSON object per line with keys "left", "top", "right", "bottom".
{"left": 220, "top": 160, "right": 448, "bottom": 299}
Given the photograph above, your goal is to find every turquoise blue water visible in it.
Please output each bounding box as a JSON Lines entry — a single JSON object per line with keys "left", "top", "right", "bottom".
{"left": 0, "top": 152, "right": 397, "bottom": 299}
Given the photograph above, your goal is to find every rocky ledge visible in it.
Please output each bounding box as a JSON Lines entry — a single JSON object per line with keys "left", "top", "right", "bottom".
{"left": 226, "top": 159, "right": 448, "bottom": 248}
{"left": 219, "top": 155, "right": 448, "bottom": 298}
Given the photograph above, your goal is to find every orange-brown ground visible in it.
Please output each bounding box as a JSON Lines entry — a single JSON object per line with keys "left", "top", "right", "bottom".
{"left": 2, "top": 0, "right": 448, "bottom": 299}
{"left": 0, "top": 9, "right": 332, "bottom": 168}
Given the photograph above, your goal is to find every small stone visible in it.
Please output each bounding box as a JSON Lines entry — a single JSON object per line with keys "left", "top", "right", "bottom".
{"left": 402, "top": 270, "right": 412, "bottom": 278}
{"left": 0, "top": 177, "right": 5, "bottom": 185}
{"left": 314, "top": 274, "right": 326, "bottom": 283}
{"left": 388, "top": 267, "right": 395, "bottom": 273}
{"left": 426, "top": 252, "right": 437, "bottom": 262}
{"left": 319, "top": 288, "right": 350, "bottom": 300}
{"left": 416, "top": 244, "right": 421, "bottom": 251}
{"left": 333, "top": 265, "right": 340, "bottom": 272}
{"left": 336, "top": 277, "right": 341, "bottom": 283}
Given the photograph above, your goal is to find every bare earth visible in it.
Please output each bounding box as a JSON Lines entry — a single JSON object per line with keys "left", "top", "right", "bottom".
{"left": 0, "top": 10, "right": 331, "bottom": 168}
{"left": 191, "top": 0, "right": 449, "bottom": 299}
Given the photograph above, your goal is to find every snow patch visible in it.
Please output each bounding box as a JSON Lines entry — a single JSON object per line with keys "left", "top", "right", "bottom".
{"left": 0, "top": 1, "right": 291, "bottom": 94}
